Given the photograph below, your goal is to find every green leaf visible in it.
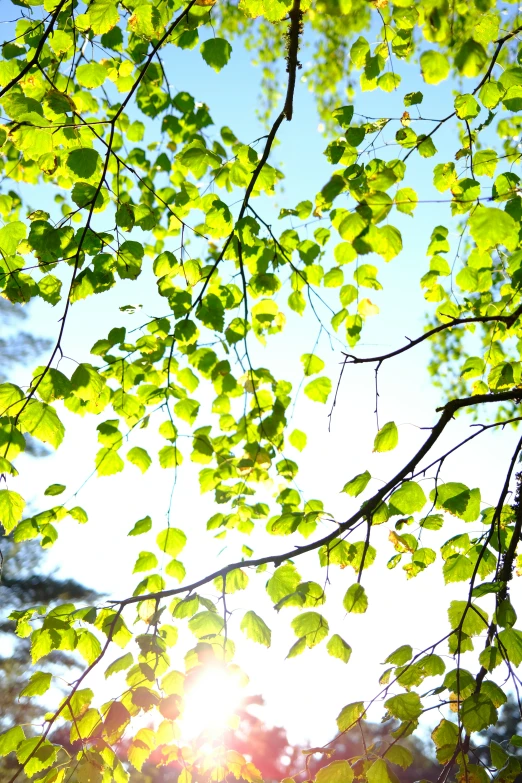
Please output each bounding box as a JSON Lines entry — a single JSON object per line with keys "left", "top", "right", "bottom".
{"left": 0, "top": 221, "right": 26, "bottom": 255}
{"left": 301, "top": 353, "right": 325, "bottom": 376}
{"left": 342, "top": 470, "right": 371, "bottom": 497}
{"left": 461, "top": 693, "right": 497, "bottom": 732}
{"left": 454, "top": 93, "right": 480, "bottom": 120}
{"left": 469, "top": 207, "right": 518, "bottom": 252}
{"left": 76, "top": 62, "right": 107, "bottom": 88}
{"left": 343, "top": 584, "right": 368, "bottom": 613}
{"left": 389, "top": 481, "right": 426, "bottom": 515}
{"left": 240, "top": 611, "right": 271, "bottom": 646}
{"left": 165, "top": 559, "right": 186, "bottom": 582}
{"left": 386, "top": 745, "right": 413, "bottom": 769}
{"left": 200, "top": 38, "right": 232, "bottom": 71}
{"left": 448, "top": 600, "right": 488, "bottom": 636}
{"left": 326, "top": 634, "right": 352, "bottom": 663}
{"left": 490, "top": 740, "right": 509, "bottom": 769}
{"left": 188, "top": 611, "right": 224, "bottom": 638}
{"left": 337, "top": 701, "right": 365, "bottom": 731}
{"left": 266, "top": 564, "right": 301, "bottom": 603}
{"left": 374, "top": 421, "right": 398, "bottom": 452}
{"left": 385, "top": 644, "right": 413, "bottom": 665}
{"left": 385, "top": 691, "right": 422, "bottom": 720}
{"left": 128, "top": 516, "right": 152, "bottom": 536}
{"left": 156, "top": 528, "right": 187, "bottom": 558}
{"left": 304, "top": 376, "right": 332, "bottom": 404}
{"left": 497, "top": 628, "right": 522, "bottom": 666}
{"left": 455, "top": 39, "right": 487, "bottom": 77}
{"left": 19, "top": 671, "right": 52, "bottom": 698}
{"left": 420, "top": 50, "right": 450, "bottom": 84}
{"left": 133, "top": 551, "right": 158, "bottom": 573}
{"left": 367, "top": 759, "right": 394, "bottom": 783}
{"left": 443, "top": 554, "right": 474, "bottom": 584}
{"left": 291, "top": 612, "right": 329, "bottom": 647}
{"left": 289, "top": 429, "right": 307, "bottom": 451}
{"left": 88, "top": 0, "right": 120, "bottom": 34}
{"left": 34, "top": 368, "right": 71, "bottom": 403}
{"left": 66, "top": 149, "right": 100, "bottom": 178}
{"left": 316, "top": 761, "right": 354, "bottom": 783}
{"left": 0, "top": 490, "right": 25, "bottom": 534}
{"left": 159, "top": 445, "right": 183, "bottom": 468}
{"left": 404, "top": 91, "right": 423, "bottom": 106}
{"left": 76, "top": 630, "right": 102, "bottom": 664}
{"left": 0, "top": 726, "right": 25, "bottom": 757}
{"left": 430, "top": 482, "right": 480, "bottom": 522}
{"left": 332, "top": 105, "right": 354, "bottom": 127}
{"left": 105, "top": 653, "right": 133, "bottom": 678}
{"left": 95, "top": 448, "right": 124, "bottom": 477}
{"left": 127, "top": 447, "right": 152, "bottom": 473}
{"left": 19, "top": 401, "right": 64, "bottom": 449}
{"left": 71, "top": 364, "right": 106, "bottom": 402}
{"left": 44, "top": 484, "right": 66, "bottom": 497}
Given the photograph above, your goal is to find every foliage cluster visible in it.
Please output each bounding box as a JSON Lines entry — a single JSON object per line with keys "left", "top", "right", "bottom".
{"left": 2, "top": 0, "right": 522, "bottom": 781}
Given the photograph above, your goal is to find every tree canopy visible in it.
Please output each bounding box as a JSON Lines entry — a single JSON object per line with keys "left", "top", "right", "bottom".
{"left": 1, "top": 0, "right": 522, "bottom": 781}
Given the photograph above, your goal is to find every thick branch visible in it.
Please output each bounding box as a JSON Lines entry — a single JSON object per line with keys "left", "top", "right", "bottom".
{"left": 473, "top": 25, "right": 522, "bottom": 95}
{"left": 283, "top": 0, "right": 303, "bottom": 120}
{"left": 112, "top": 389, "right": 522, "bottom": 607}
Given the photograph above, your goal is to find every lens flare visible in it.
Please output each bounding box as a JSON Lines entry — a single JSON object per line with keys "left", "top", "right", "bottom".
{"left": 179, "top": 664, "right": 245, "bottom": 742}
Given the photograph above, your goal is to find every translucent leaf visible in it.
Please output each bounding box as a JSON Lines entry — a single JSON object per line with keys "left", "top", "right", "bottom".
{"left": 367, "top": 759, "right": 394, "bottom": 783}
{"left": 373, "top": 421, "right": 398, "bottom": 452}
{"left": 105, "top": 653, "right": 133, "bottom": 678}
{"left": 127, "top": 447, "right": 152, "bottom": 473}
{"left": 0, "top": 490, "right": 25, "bottom": 534}
{"left": 304, "top": 376, "right": 332, "bottom": 404}
{"left": 385, "top": 691, "right": 422, "bottom": 720}
{"left": 336, "top": 701, "right": 365, "bottom": 731}
{"left": 301, "top": 353, "right": 325, "bottom": 376}
{"left": 342, "top": 470, "right": 371, "bottom": 497}
{"left": 19, "top": 671, "right": 52, "bottom": 698}
{"left": 0, "top": 726, "right": 25, "bottom": 757}
{"left": 343, "top": 584, "right": 368, "bottom": 613}
{"left": 240, "top": 610, "right": 271, "bottom": 646}
{"left": 133, "top": 551, "right": 158, "bottom": 573}
{"left": 326, "top": 634, "right": 352, "bottom": 663}
{"left": 188, "top": 611, "right": 224, "bottom": 638}
{"left": 289, "top": 429, "right": 307, "bottom": 451}
{"left": 316, "top": 760, "right": 354, "bottom": 783}
{"left": 266, "top": 564, "right": 301, "bottom": 603}
{"left": 156, "top": 528, "right": 187, "bottom": 558}
{"left": 420, "top": 50, "right": 450, "bottom": 84}
{"left": 128, "top": 516, "right": 152, "bottom": 536}
{"left": 291, "top": 612, "right": 329, "bottom": 647}
{"left": 389, "top": 481, "right": 426, "bottom": 515}
{"left": 468, "top": 206, "right": 518, "bottom": 252}
{"left": 200, "top": 38, "right": 232, "bottom": 72}
{"left": 76, "top": 62, "right": 107, "bottom": 88}
{"left": 385, "top": 644, "right": 413, "bottom": 665}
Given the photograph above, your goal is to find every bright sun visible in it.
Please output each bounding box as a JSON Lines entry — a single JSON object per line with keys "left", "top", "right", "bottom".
{"left": 179, "top": 664, "right": 245, "bottom": 742}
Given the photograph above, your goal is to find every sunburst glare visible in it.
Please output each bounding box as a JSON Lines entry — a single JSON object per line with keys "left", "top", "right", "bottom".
{"left": 179, "top": 664, "right": 246, "bottom": 742}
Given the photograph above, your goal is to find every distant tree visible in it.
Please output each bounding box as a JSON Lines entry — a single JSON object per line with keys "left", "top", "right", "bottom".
{"left": 0, "top": 301, "right": 97, "bottom": 781}
{"left": 0, "top": 300, "right": 51, "bottom": 384}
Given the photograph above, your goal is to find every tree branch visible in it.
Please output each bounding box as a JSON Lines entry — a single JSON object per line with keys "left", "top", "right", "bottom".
{"left": 343, "top": 304, "right": 522, "bottom": 366}
{"left": 111, "top": 389, "right": 522, "bottom": 607}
